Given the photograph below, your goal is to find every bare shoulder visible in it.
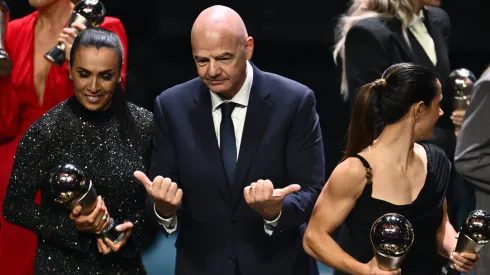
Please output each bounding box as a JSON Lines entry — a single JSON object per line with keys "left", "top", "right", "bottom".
{"left": 326, "top": 157, "right": 368, "bottom": 200}
{"left": 414, "top": 143, "right": 427, "bottom": 158}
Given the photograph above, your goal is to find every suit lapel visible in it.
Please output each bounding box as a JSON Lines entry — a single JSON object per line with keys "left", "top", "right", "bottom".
{"left": 190, "top": 83, "right": 232, "bottom": 206}
{"left": 387, "top": 18, "right": 418, "bottom": 63}
{"left": 232, "top": 65, "right": 272, "bottom": 203}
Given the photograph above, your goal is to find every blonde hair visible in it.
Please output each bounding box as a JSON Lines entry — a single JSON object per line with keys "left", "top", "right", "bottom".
{"left": 333, "top": 0, "right": 416, "bottom": 100}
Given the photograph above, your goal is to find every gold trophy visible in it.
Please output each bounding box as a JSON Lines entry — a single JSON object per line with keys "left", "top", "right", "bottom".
{"left": 45, "top": 0, "right": 106, "bottom": 66}
{"left": 449, "top": 68, "right": 476, "bottom": 135}
{"left": 440, "top": 210, "right": 490, "bottom": 275}
{"left": 48, "top": 163, "right": 125, "bottom": 243}
{"left": 370, "top": 213, "right": 414, "bottom": 270}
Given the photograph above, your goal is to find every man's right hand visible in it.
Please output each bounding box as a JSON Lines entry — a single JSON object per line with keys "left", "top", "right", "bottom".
{"left": 134, "top": 171, "right": 183, "bottom": 218}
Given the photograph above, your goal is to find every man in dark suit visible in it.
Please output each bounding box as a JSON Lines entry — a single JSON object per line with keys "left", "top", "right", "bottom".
{"left": 134, "top": 5, "right": 325, "bottom": 275}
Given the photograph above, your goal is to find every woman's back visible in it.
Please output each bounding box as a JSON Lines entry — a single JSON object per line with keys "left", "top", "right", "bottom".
{"left": 346, "top": 142, "right": 451, "bottom": 274}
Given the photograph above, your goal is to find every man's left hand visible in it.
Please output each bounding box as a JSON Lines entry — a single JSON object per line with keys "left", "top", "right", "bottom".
{"left": 244, "top": 180, "right": 301, "bottom": 221}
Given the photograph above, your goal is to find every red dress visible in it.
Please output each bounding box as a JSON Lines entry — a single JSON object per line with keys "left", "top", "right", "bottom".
{"left": 0, "top": 11, "right": 128, "bottom": 274}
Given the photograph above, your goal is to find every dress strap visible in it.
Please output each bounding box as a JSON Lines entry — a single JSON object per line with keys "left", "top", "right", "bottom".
{"left": 352, "top": 154, "right": 373, "bottom": 184}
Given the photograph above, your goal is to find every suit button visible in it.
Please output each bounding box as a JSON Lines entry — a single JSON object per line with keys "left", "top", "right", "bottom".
{"left": 228, "top": 257, "right": 236, "bottom": 263}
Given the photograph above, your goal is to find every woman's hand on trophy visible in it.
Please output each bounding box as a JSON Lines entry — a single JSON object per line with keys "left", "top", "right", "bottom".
{"left": 362, "top": 257, "right": 401, "bottom": 275}
{"left": 58, "top": 22, "right": 87, "bottom": 63}
{"left": 450, "top": 251, "right": 479, "bottom": 274}
{"left": 451, "top": 110, "right": 465, "bottom": 127}
{"left": 134, "top": 171, "right": 183, "bottom": 218}
{"left": 96, "top": 237, "right": 112, "bottom": 255}
{"left": 95, "top": 222, "right": 134, "bottom": 255}
{"left": 69, "top": 196, "right": 110, "bottom": 234}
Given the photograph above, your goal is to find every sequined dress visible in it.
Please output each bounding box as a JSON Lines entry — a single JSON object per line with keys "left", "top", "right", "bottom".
{"left": 2, "top": 96, "right": 154, "bottom": 274}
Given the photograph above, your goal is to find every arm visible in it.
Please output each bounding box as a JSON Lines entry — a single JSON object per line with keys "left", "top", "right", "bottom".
{"left": 2, "top": 124, "right": 92, "bottom": 252}
{"left": 148, "top": 96, "right": 180, "bottom": 235}
{"left": 303, "top": 159, "right": 369, "bottom": 274}
{"left": 344, "top": 22, "right": 389, "bottom": 108}
{"left": 436, "top": 200, "right": 458, "bottom": 259}
{"left": 454, "top": 79, "right": 490, "bottom": 191}
{"left": 273, "top": 89, "right": 325, "bottom": 232}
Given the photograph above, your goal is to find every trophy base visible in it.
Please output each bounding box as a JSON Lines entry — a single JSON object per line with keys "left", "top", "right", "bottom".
{"left": 453, "top": 96, "right": 470, "bottom": 111}
{"left": 439, "top": 265, "right": 460, "bottom": 275}
{"left": 440, "top": 233, "right": 485, "bottom": 273}
{"left": 373, "top": 249, "right": 407, "bottom": 271}
{"left": 102, "top": 217, "right": 126, "bottom": 243}
{"left": 44, "top": 46, "right": 65, "bottom": 67}
{"left": 0, "top": 54, "right": 13, "bottom": 77}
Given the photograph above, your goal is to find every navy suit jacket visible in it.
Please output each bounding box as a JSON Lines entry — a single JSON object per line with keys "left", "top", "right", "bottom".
{"left": 149, "top": 64, "right": 325, "bottom": 275}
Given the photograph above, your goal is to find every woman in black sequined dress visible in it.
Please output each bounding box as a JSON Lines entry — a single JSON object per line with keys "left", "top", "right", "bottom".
{"left": 2, "top": 28, "right": 153, "bottom": 274}
{"left": 303, "top": 63, "right": 480, "bottom": 275}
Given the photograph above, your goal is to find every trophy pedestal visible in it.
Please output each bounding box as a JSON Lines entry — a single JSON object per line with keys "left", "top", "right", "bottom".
{"left": 44, "top": 46, "right": 66, "bottom": 66}
{"left": 0, "top": 54, "right": 12, "bottom": 77}
{"left": 373, "top": 249, "right": 407, "bottom": 271}
{"left": 440, "top": 233, "right": 485, "bottom": 274}
{"left": 102, "top": 217, "right": 126, "bottom": 243}
{"left": 453, "top": 96, "right": 469, "bottom": 111}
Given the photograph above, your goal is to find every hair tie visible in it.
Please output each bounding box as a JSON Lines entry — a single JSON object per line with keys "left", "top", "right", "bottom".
{"left": 373, "top": 78, "right": 386, "bottom": 87}
{"left": 372, "top": 78, "right": 393, "bottom": 97}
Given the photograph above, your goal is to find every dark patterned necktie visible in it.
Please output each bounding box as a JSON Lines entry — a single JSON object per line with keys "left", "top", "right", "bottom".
{"left": 220, "top": 102, "right": 237, "bottom": 186}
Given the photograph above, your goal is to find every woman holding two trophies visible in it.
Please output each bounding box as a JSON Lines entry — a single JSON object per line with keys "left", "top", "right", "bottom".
{"left": 303, "top": 63, "right": 480, "bottom": 274}
{"left": 0, "top": 0, "right": 128, "bottom": 274}
{"left": 3, "top": 28, "right": 151, "bottom": 274}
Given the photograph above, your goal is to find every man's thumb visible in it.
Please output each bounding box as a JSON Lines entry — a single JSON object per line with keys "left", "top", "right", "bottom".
{"left": 272, "top": 184, "right": 301, "bottom": 198}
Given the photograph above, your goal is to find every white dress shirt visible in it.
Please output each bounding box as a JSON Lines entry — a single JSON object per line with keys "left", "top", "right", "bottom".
{"left": 407, "top": 9, "right": 438, "bottom": 66}
{"left": 154, "top": 61, "right": 280, "bottom": 235}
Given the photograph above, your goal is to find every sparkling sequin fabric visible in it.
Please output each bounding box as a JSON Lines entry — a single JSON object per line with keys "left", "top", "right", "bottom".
{"left": 3, "top": 96, "right": 154, "bottom": 274}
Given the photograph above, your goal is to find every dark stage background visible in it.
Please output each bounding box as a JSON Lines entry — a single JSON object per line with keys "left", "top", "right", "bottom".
{"left": 7, "top": 0, "right": 488, "bottom": 175}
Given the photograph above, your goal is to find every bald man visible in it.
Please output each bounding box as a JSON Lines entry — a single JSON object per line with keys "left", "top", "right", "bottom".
{"left": 136, "top": 5, "right": 324, "bottom": 275}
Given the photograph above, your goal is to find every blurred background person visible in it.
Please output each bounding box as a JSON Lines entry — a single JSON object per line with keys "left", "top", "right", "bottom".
{"left": 0, "top": 0, "right": 128, "bottom": 274}
{"left": 455, "top": 65, "right": 490, "bottom": 275}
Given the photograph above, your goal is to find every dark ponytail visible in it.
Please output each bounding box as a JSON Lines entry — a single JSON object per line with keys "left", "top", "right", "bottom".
{"left": 342, "top": 63, "right": 439, "bottom": 161}
{"left": 342, "top": 80, "right": 383, "bottom": 161}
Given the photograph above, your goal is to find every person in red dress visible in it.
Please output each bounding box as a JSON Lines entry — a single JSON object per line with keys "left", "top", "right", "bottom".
{"left": 0, "top": 0, "right": 128, "bottom": 274}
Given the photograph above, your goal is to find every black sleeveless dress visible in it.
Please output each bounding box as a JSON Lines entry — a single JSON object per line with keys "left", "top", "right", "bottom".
{"left": 345, "top": 142, "right": 451, "bottom": 274}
